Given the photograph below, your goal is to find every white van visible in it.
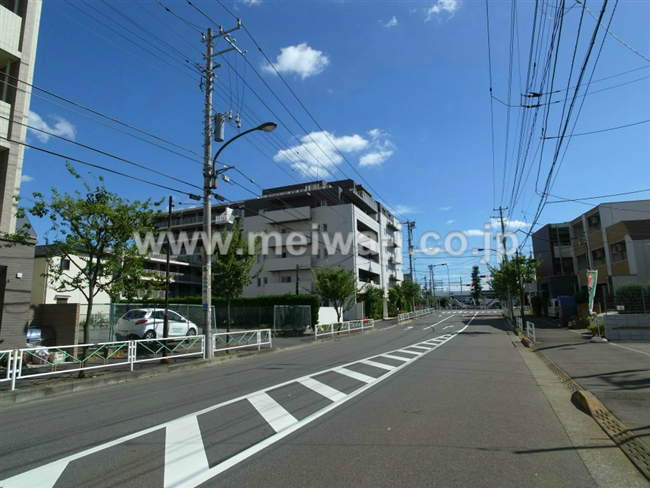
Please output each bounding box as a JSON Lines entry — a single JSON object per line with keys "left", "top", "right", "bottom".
{"left": 548, "top": 298, "right": 560, "bottom": 318}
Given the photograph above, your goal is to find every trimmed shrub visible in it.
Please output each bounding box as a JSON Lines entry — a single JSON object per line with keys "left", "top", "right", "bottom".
{"left": 614, "top": 282, "right": 650, "bottom": 314}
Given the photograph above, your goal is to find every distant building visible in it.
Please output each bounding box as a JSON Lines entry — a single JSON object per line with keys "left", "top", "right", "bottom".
{"left": 0, "top": 0, "right": 42, "bottom": 348}
{"left": 153, "top": 179, "right": 404, "bottom": 319}
{"left": 532, "top": 199, "right": 650, "bottom": 313}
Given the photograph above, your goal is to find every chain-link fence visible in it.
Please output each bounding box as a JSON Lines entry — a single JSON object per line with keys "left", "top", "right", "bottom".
{"left": 213, "top": 306, "right": 275, "bottom": 331}
{"left": 614, "top": 282, "right": 650, "bottom": 314}
{"left": 273, "top": 305, "right": 311, "bottom": 330}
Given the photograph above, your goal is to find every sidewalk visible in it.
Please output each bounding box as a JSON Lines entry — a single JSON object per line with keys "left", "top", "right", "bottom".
{"left": 525, "top": 315, "right": 650, "bottom": 433}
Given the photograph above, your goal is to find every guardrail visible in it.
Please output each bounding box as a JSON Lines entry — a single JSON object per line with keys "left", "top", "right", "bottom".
{"left": 516, "top": 316, "right": 523, "bottom": 330}
{"left": 315, "top": 319, "right": 374, "bottom": 339}
{"left": 397, "top": 308, "right": 435, "bottom": 323}
{"left": 526, "top": 321, "right": 536, "bottom": 342}
{"left": 213, "top": 329, "right": 272, "bottom": 352}
{"left": 0, "top": 336, "right": 205, "bottom": 391}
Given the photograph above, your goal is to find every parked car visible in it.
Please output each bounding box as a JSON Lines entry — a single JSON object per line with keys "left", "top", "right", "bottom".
{"left": 26, "top": 326, "right": 56, "bottom": 348}
{"left": 114, "top": 309, "right": 198, "bottom": 341}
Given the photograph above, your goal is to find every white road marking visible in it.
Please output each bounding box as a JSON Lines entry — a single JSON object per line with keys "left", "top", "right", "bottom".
{"left": 443, "top": 325, "right": 453, "bottom": 330}
{"left": 407, "top": 345, "right": 432, "bottom": 350}
{"left": 360, "top": 359, "right": 396, "bottom": 371}
{"left": 380, "top": 354, "right": 411, "bottom": 362}
{"left": 335, "top": 367, "right": 376, "bottom": 383}
{"left": 164, "top": 416, "right": 209, "bottom": 488}
{"left": 1, "top": 326, "right": 470, "bottom": 488}
{"left": 609, "top": 342, "right": 650, "bottom": 357}
{"left": 423, "top": 315, "right": 454, "bottom": 330}
{"left": 298, "top": 377, "right": 347, "bottom": 403}
{"left": 248, "top": 392, "right": 299, "bottom": 433}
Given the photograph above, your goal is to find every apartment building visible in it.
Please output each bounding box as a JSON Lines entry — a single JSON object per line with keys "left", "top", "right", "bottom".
{"left": 155, "top": 180, "right": 404, "bottom": 319}
{"left": 0, "top": 0, "right": 42, "bottom": 348}
{"left": 533, "top": 199, "right": 650, "bottom": 310}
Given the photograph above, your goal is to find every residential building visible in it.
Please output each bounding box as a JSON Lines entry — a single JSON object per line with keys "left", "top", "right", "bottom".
{"left": 154, "top": 179, "right": 404, "bottom": 319}
{"left": 533, "top": 199, "right": 650, "bottom": 312}
{"left": 0, "top": 0, "right": 42, "bottom": 348}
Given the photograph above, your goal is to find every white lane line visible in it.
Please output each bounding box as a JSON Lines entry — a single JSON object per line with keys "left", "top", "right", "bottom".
{"left": 443, "top": 325, "right": 453, "bottom": 330}
{"left": 164, "top": 416, "right": 209, "bottom": 488}
{"left": 397, "top": 349, "right": 421, "bottom": 355}
{"left": 298, "top": 377, "right": 347, "bottom": 403}
{"left": 247, "top": 392, "right": 299, "bottom": 433}
{"left": 335, "top": 367, "right": 375, "bottom": 384}
{"left": 407, "top": 345, "right": 432, "bottom": 350}
{"left": 609, "top": 342, "right": 650, "bottom": 357}
{"left": 381, "top": 354, "right": 411, "bottom": 362}
{"left": 423, "top": 315, "right": 454, "bottom": 330}
{"left": 0, "top": 459, "right": 68, "bottom": 488}
{"left": 360, "top": 359, "right": 396, "bottom": 371}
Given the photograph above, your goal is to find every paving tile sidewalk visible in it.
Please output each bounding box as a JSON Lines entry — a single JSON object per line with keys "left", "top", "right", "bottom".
{"left": 525, "top": 315, "right": 650, "bottom": 439}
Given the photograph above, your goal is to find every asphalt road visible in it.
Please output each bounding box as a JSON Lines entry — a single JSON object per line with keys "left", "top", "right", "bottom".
{"left": 0, "top": 311, "right": 640, "bottom": 487}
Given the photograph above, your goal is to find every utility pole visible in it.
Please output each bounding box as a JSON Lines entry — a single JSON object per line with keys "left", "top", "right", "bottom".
{"left": 201, "top": 22, "right": 244, "bottom": 359}
{"left": 405, "top": 220, "right": 416, "bottom": 281}
{"left": 162, "top": 195, "right": 172, "bottom": 361}
{"left": 516, "top": 249, "right": 526, "bottom": 327}
{"left": 493, "top": 206, "right": 514, "bottom": 322}
{"left": 296, "top": 264, "right": 300, "bottom": 295}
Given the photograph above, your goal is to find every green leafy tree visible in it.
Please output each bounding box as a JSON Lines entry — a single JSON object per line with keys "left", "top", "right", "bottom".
{"left": 359, "top": 283, "right": 384, "bottom": 318}
{"left": 388, "top": 283, "right": 404, "bottom": 314}
{"left": 401, "top": 280, "right": 421, "bottom": 312}
{"left": 487, "top": 255, "right": 540, "bottom": 302}
{"left": 212, "top": 220, "right": 262, "bottom": 333}
{"left": 471, "top": 266, "right": 483, "bottom": 305}
{"left": 313, "top": 266, "right": 357, "bottom": 322}
{"left": 10, "top": 163, "right": 162, "bottom": 347}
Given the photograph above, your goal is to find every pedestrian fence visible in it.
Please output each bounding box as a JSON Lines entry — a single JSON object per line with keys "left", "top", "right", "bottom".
{"left": 516, "top": 316, "right": 523, "bottom": 330}
{"left": 397, "top": 308, "right": 435, "bottom": 323}
{"left": 526, "top": 321, "right": 536, "bottom": 342}
{"left": 315, "top": 319, "right": 374, "bottom": 339}
{"left": 213, "top": 329, "right": 272, "bottom": 352}
{"left": 0, "top": 335, "right": 207, "bottom": 391}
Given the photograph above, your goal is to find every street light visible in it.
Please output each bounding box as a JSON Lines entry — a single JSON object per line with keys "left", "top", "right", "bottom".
{"left": 203, "top": 122, "right": 277, "bottom": 358}
{"left": 477, "top": 248, "right": 515, "bottom": 323}
{"left": 429, "top": 263, "right": 447, "bottom": 308}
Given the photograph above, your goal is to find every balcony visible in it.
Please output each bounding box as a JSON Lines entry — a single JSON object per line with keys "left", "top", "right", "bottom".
{"left": 264, "top": 255, "right": 312, "bottom": 272}
{"left": 357, "top": 233, "right": 379, "bottom": 254}
{"left": 265, "top": 206, "right": 311, "bottom": 223}
{"left": 388, "top": 255, "right": 402, "bottom": 265}
{"left": 553, "top": 244, "right": 574, "bottom": 258}
{"left": 264, "top": 282, "right": 302, "bottom": 295}
{"left": 0, "top": 6, "right": 22, "bottom": 57}
{"left": 0, "top": 101, "right": 10, "bottom": 147}
{"left": 357, "top": 256, "right": 382, "bottom": 276}
{"left": 344, "top": 189, "right": 377, "bottom": 214}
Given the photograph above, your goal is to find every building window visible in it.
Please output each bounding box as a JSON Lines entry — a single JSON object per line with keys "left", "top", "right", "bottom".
{"left": 257, "top": 278, "right": 261, "bottom": 286}
{"left": 610, "top": 241, "right": 627, "bottom": 262}
{"left": 281, "top": 276, "right": 292, "bottom": 283}
{"left": 321, "top": 224, "right": 328, "bottom": 232}
{"left": 264, "top": 277, "right": 268, "bottom": 285}
{"left": 316, "top": 201, "right": 327, "bottom": 208}
{"left": 281, "top": 228, "right": 288, "bottom": 234}
{"left": 60, "top": 259, "right": 71, "bottom": 271}
{"left": 587, "top": 214, "right": 601, "bottom": 234}
{"left": 282, "top": 251, "right": 288, "bottom": 259}
{"left": 592, "top": 248, "right": 606, "bottom": 267}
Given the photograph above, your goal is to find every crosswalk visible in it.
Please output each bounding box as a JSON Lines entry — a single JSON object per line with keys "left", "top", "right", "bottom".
{"left": 440, "top": 310, "right": 501, "bottom": 315}
{"left": 1, "top": 332, "right": 465, "bottom": 488}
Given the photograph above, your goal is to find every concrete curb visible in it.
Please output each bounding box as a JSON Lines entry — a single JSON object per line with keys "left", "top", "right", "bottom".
{"left": 1, "top": 322, "right": 402, "bottom": 407}
{"left": 570, "top": 389, "right": 605, "bottom": 417}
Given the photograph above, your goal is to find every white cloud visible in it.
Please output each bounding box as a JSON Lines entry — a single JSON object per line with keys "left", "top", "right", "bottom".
{"left": 463, "top": 229, "right": 485, "bottom": 237}
{"left": 274, "top": 131, "right": 368, "bottom": 177}
{"left": 360, "top": 150, "right": 393, "bottom": 167}
{"left": 237, "top": 0, "right": 261, "bottom": 5}
{"left": 359, "top": 129, "right": 396, "bottom": 168}
{"left": 383, "top": 16, "right": 398, "bottom": 28}
{"left": 28, "top": 111, "right": 76, "bottom": 143}
{"left": 425, "top": 0, "right": 458, "bottom": 21}
{"left": 21, "top": 174, "right": 34, "bottom": 183}
{"left": 490, "top": 218, "right": 530, "bottom": 231}
{"left": 262, "top": 43, "right": 329, "bottom": 79}
{"left": 440, "top": 206, "right": 452, "bottom": 211}
{"left": 446, "top": 220, "right": 455, "bottom": 225}
{"left": 393, "top": 204, "right": 417, "bottom": 215}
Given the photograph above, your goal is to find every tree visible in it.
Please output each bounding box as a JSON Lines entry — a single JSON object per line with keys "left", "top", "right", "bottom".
{"left": 359, "top": 283, "right": 384, "bottom": 318}
{"left": 212, "top": 220, "right": 262, "bottom": 333}
{"left": 11, "top": 163, "right": 162, "bottom": 348}
{"left": 471, "top": 266, "right": 483, "bottom": 305}
{"left": 401, "top": 280, "right": 421, "bottom": 312}
{"left": 487, "top": 255, "right": 539, "bottom": 302}
{"left": 388, "top": 284, "right": 404, "bottom": 314}
{"left": 313, "top": 266, "right": 357, "bottom": 322}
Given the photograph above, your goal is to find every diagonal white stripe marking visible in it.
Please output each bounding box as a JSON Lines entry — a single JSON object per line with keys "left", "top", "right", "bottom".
{"left": 335, "top": 367, "right": 375, "bottom": 383}
{"left": 298, "top": 377, "right": 347, "bottom": 403}
{"left": 164, "top": 416, "right": 209, "bottom": 488}
{"left": 408, "top": 345, "right": 431, "bottom": 350}
{"left": 360, "top": 359, "right": 396, "bottom": 371}
{"left": 381, "top": 354, "right": 411, "bottom": 362}
{"left": 397, "top": 349, "right": 421, "bottom": 355}
{"left": 0, "top": 459, "right": 68, "bottom": 488}
{"left": 248, "top": 392, "right": 298, "bottom": 433}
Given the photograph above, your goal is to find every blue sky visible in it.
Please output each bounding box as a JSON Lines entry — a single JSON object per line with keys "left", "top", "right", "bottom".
{"left": 19, "top": 0, "right": 650, "bottom": 291}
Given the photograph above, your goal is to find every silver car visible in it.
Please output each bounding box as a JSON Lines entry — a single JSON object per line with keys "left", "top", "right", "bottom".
{"left": 115, "top": 308, "right": 198, "bottom": 341}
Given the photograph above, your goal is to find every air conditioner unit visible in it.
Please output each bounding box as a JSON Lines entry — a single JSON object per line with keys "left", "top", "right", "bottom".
{"left": 593, "top": 249, "right": 605, "bottom": 259}
{"left": 613, "top": 243, "right": 625, "bottom": 253}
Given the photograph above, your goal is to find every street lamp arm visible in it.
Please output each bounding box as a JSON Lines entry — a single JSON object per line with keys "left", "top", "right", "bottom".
{"left": 212, "top": 122, "right": 277, "bottom": 172}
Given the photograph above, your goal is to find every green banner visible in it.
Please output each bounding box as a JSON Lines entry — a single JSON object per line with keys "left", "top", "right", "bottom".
{"left": 586, "top": 270, "right": 598, "bottom": 314}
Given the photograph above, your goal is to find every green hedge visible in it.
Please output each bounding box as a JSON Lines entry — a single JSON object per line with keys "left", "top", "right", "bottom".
{"left": 615, "top": 282, "right": 650, "bottom": 314}
{"left": 122, "top": 294, "right": 321, "bottom": 326}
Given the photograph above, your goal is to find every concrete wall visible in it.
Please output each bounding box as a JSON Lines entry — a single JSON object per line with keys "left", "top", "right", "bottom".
{"left": 30, "top": 303, "right": 80, "bottom": 346}
{"left": 0, "top": 240, "right": 35, "bottom": 349}
{"left": 318, "top": 306, "right": 338, "bottom": 325}
{"left": 604, "top": 313, "right": 650, "bottom": 342}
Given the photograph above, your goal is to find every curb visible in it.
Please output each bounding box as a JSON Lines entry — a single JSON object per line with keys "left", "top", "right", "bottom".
{"left": 519, "top": 333, "right": 650, "bottom": 482}
{"left": 1, "top": 322, "right": 401, "bottom": 407}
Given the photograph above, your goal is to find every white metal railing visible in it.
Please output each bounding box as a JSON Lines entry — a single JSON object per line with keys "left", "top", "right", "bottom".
{"left": 526, "top": 321, "right": 536, "bottom": 342}
{"left": 516, "top": 316, "right": 523, "bottom": 330}
{"left": 315, "top": 319, "right": 374, "bottom": 339}
{"left": 398, "top": 308, "right": 435, "bottom": 323}
{"left": 1, "top": 336, "right": 205, "bottom": 391}
{"left": 213, "top": 329, "right": 272, "bottom": 352}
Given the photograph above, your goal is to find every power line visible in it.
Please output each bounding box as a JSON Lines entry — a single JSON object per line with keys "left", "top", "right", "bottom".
{"left": 542, "top": 118, "right": 650, "bottom": 139}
